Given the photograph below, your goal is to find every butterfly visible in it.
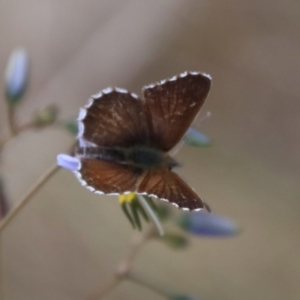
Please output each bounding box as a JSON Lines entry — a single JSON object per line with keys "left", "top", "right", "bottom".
{"left": 74, "top": 71, "right": 211, "bottom": 211}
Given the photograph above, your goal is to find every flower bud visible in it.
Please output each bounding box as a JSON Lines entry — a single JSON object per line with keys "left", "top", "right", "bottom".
{"left": 5, "top": 47, "right": 29, "bottom": 105}
{"left": 177, "top": 212, "right": 239, "bottom": 237}
{"left": 34, "top": 105, "right": 58, "bottom": 127}
{"left": 183, "top": 127, "right": 211, "bottom": 147}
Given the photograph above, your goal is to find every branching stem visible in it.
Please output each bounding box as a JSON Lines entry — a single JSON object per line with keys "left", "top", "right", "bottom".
{"left": 0, "top": 163, "right": 59, "bottom": 233}
{"left": 87, "top": 226, "right": 157, "bottom": 300}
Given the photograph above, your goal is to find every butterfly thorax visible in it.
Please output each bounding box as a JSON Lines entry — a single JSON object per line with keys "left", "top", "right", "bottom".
{"left": 76, "top": 146, "right": 179, "bottom": 170}
{"left": 126, "top": 146, "right": 178, "bottom": 170}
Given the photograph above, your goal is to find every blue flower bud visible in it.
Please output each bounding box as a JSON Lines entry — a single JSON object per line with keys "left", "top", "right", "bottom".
{"left": 5, "top": 47, "right": 29, "bottom": 105}
{"left": 177, "top": 212, "right": 239, "bottom": 237}
{"left": 183, "top": 127, "right": 211, "bottom": 147}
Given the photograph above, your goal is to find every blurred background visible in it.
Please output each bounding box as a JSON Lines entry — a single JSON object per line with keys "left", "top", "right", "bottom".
{"left": 0, "top": 1, "right": 299, "bottom": 299}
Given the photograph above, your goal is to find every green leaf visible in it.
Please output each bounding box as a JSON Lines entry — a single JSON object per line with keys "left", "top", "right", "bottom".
{"left": 130, "top": 200, "right": 142, "bottom": 230}
{"left": 132, "top": 196, "right": 150, "bottom": 223}
{"left": 156, "top": 204, "right": 172, "bottom": 221}
{"left": 121, "top": 202, "right": 136, "bottom": 229}
{"left": 161, "top": 232, "right": 189, "bottom": 249}
{"left": 64, "top": 120, "right": 78, "bottom": 136}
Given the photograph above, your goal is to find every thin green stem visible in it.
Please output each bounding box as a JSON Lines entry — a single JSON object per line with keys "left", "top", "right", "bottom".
{"left": 0, "top": 138, "right": 76, "bottom": 233}
{"left": 127, "top": 271, "right": 172, "bottom": 299}
{"left": 87, "top": 274, "right": 122, "bottom": 300}
{"left": 0, "top": 239, "right": 7, "bottom": 300}
{"left": 0, "top": 102, "right": 15, "bottom": 300}
{"left": 0, "top": 163, "right": 59, "bottom": 233}
{"left": 0, "top": 135, "right": 13, "bottom": 150}
{"left": 0, "top": 121, "right": 35, "bottom": 149}
{"left": 87, "top": 226, "right": 157, "bottom": 300}
{"left": 7, "top": 104, "right": 16, "bottom": 136}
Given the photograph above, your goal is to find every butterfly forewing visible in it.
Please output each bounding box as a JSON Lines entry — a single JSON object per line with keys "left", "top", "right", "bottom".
{"left": 137, "top": 168, "right": 204, "bottom": 210}
{"left": 79, "top": 89, "right": 148, "bottom": 148}
{"left": 143, "top": 72, "right": 211, "bottom": 152}
{"left": 77, "top": 159, "right": 142, "bottom": 195}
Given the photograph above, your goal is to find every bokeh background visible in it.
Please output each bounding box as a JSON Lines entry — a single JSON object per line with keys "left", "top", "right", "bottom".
{"left": 0, "top": 1, "right": 299, "bottom": 299}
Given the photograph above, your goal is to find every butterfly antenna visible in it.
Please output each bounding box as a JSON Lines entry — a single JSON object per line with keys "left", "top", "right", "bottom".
{"left": 172, "top": 111, "right": 211, "bottom": 158}
{"left": 199, "top": 110, "right": 211, "bottom": 123}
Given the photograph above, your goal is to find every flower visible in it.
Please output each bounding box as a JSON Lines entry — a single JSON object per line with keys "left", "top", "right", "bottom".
{"left": 177, "top": 212, "right": 239, "bottom": 237}
{"left": 56, "top": 154, "right": 80, "bottom": 171}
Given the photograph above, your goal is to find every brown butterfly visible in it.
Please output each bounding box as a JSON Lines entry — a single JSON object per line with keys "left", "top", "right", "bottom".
{"left": 74, "top": 71, "right": 211, "bottom": 210}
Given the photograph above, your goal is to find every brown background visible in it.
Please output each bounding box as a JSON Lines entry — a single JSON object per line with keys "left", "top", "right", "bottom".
{"left": 0, "top": 1, "right": 299, "bottom": 300}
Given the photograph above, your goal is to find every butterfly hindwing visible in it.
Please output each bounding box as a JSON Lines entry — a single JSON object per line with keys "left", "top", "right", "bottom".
{"left": 76, "top": 159, "right": 142, "bottom": 195}
{"left": 137, "top": 168, "right": 204, "bottom": 210}
{"left": 143, "top": 72, "right": 211, "bottom": 152}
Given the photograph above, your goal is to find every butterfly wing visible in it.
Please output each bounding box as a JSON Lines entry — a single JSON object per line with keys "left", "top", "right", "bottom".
{"left": 76, "top": 159, "right": 142, "bottom": 195}
{"left": 78, "top": 89, "right": 148, "bottom": 148}
{"left": 77, "top": 158, "right": 203, "bottom": 209}
{"left": 137, "top": 168, "right": 203, "bottom": 210}
{"left": 143, "top": 72, "right": 211, "bottom": 152}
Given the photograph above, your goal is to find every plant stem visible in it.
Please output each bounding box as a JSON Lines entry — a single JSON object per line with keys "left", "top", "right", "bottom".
{"left": 0, "top": 179, "right": 9, "bottom": 220}
{"left": 87, "top": 274, "right": 122, "bottom": 300}
{"left": 7, "top": 104, "right": 16, "bottom": 136}
{"left": 127, "top": 271, "right": 172, "bottom": 299}
{"left": 0, "top": 122, "right": 35, "bottom": 149}
{"left": 0, "top": 239, "right": 7, "bottom": 300}
{"left": 0, "top": 136, "right": 12, "bottom": 151}
{"left": 0, "top": 163, "right": 59, "bottom": 233}
{"left": 87, "top": 226, "right": 157, "bottom": 300}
